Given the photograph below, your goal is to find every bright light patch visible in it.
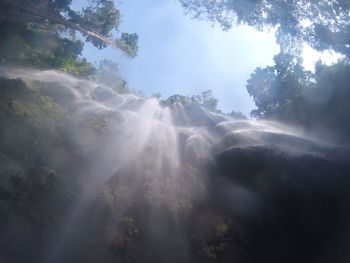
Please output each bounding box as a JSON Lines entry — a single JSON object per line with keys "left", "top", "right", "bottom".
{"left": 302, "top": 44, "right": 343, "bottom": 71}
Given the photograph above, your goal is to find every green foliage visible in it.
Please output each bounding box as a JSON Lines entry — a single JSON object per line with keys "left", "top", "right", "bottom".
{"left": 59, "top": 56, "right": 94, "bottom": 76}
{"left": 0, "top": 21, "right": 95, "bottom": 76}
{"left": 161, "top": 90, "right": 247, "bottom": 117}
{"left": 247, "top": 54, "right": 350, "bottom": 141}
{"left": 228, "top": 110, "right": 246, "bottom": 119}
{"left": 92, "top": 59, "right": 130, "bottom": 93}
{"left": 0, "top": 0, "right": 138, "bottom": 73}
{"left": 201, "top": 90, "right": 218, "bottom": 111}
{"left": 247, "top": 52, "right": 314, "bottom": 120}
{"left": 0, "top": 78, "right": 69, "bottom": 167}
{"left": 180, "top": 0, "right": 350, "bottom": 57}
{"left": 79, "top": 0, "right": 121, "bottom": 43}
{"left": 116, "top": 33, "right": 139, "bottom": 58}
{"left": 161, "top": 90, "right": 219, "bottom": 111}
{"left": 0, "top": 0, "right": 138, "bottom": 55}
{"left": 162, "top": 94, "right": 190, "bottom": 106}
{"left": 180, "top": 0, "right": 350, "bottom": 140}
{"left": 1, "top": 70, "right": 348, "bottom": 263}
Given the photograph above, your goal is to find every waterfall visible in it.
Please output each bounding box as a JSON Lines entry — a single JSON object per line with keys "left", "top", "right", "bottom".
{"left": 0, "top": 66, "right": 349, "bottom": 263}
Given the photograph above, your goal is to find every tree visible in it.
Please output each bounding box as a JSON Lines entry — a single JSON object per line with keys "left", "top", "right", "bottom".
{"left": 247, "top": 52, "right": 350, "bottom": 141}
{"left": 0, "top": 0, "right": 138, "bottom": 57}
{"left": 199, "top": 90, "right": 218, "bottom": 111}
{"left": 0, "top": 17, "right": 96, "bottom": 75}
{"left": 162, "top": 90, "right": 219, "bottom": 111}
{"left": 247, "top": 52, "right": 314, "bottom": 120}
{"left": 93, "top": 59, "right": 130, "bottom": 93}
{"left": 162, "top": 94, "right": 190, "bottom": 106}
{"left": 228, "top": 110, "right": 246, "bottom": 119}
{"left": 179, "top": 0, "right": 350, "bottom": 57}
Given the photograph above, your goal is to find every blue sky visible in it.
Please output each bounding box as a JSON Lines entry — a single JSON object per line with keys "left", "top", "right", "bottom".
{"left": 75, "top": 0, "right": 280, "bottom": 115}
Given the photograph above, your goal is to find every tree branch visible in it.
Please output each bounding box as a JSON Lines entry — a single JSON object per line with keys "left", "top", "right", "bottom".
{"left": 0, "top": 0, "right": 130, "bottom": 55}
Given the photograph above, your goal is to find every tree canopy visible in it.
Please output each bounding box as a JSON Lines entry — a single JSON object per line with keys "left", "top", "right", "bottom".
{"left": 0, "top": 0, "right": 138, "bottom": 75}
{"left": 180, "top": 0, "right": 350, "bottom": 57}
{"left": 93, "top": 59, "right": 130, "bottom": 93}
{"left": 0, "top": 0, "right": 138, "bottom": 57}
{"left": 247, "top": 52, "right": 314, "bottom": 119}
{"left": 162, "top": 90, "right": 219, "bottom": 111}
{"left": 247, "top": 52, "right": 350, "bottom": 141}
{"left": 180, "top": 0, "right": 350, "bottom": 141}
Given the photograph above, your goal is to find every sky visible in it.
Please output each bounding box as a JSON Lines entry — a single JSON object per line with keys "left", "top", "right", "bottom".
{"left": 74, "top": 0, "right": 339, "bottom": 115}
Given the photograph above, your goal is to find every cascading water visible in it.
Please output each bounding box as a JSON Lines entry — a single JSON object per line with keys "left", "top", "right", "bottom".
{"left": 0, "top": 67, "right": 349, "bottom": 263}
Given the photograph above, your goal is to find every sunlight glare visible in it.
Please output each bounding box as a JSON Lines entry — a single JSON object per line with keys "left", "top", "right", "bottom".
{"left": 302, "top": 44, "right": 343, "bottom": 71}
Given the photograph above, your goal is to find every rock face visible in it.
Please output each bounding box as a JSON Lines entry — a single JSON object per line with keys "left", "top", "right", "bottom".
{"left": 212, "top": 145, "right": 350, "bottom": 263}
{"left": 0, "top": 68, "right": 349, "bottom": 263}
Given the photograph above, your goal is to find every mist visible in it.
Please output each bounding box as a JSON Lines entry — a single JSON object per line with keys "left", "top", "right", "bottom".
{"left": 0, "top": 66, "right": 349, "bottom": 262}
{"left": 1, "top": 0, "right": 350, "bottom": 263}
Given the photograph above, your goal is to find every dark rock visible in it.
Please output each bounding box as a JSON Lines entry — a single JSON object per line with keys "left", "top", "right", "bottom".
{"left": 211, "top": 145, "right": 350, "bottom": 263}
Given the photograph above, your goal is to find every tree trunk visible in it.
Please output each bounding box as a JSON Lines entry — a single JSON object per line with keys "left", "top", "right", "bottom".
{"left": 0, "top": 0, "right": 128, "bottom": 54}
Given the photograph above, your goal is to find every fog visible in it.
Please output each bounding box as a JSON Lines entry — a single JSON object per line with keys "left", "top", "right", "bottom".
{"left": 1, "top": 0, "right": 350, "bottom": 262}
{"left": 1, "top": 67, "right": 349, "bottom": 262}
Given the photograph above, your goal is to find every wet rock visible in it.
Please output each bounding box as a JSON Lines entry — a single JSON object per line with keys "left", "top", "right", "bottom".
{"left": 212, "top": 145, "right": 350, "bottom": 263}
